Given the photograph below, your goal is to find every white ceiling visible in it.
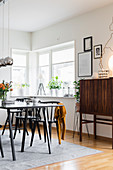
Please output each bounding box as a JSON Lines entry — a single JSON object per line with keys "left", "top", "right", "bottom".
{"left": 1, "top": 0, "right": 113, "bottom": 32}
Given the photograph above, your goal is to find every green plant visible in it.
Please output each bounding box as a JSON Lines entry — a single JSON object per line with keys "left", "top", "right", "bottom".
{"left": 48, "top": 76, "right": 63, "bottom": 90}
{"left": 14, "top": 83, "right": 29, "bottom": 88}
{"left": 73, "top": 80, "right": 80, "bottom": 103}
{"left": 21, "top": 83, "right": 29, "bottom": 88}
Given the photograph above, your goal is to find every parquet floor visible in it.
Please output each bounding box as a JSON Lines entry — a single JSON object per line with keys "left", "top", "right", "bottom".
{"left": 28, "top": 128, "right": 113, "bottom": 170}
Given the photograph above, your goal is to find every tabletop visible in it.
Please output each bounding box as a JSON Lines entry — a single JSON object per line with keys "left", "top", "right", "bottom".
{"left": 0, "top": 101, "right": 63, "bottom": 110}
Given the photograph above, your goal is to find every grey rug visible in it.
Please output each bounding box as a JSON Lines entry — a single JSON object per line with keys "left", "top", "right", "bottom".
{"left": 0, "top": 130, "right": 102, "bottom": 170}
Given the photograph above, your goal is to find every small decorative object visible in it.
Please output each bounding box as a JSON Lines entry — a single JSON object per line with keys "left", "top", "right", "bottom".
{"left": 78, "top": 51, "right": 92, "bottom": 77}
{"left": 98, "top": 69, "right": 109, "bottom": 78}
{"left": 48, "top": 76, "right": 63, "bottom": 96}
{"left": 94, "top": 44, "right": 102, "bottom": 59}
{"left": 0, "top": 80, "right": 13, "bottom": 103}
{"left": 83, "top": 36, "right": 93, "bottom": 52}
{"left": 73, "top": 80, "right": 80, "bottom": 111}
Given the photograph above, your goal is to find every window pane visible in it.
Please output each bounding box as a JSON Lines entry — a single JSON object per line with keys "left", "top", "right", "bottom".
{"left": 12, "top": 53, "right": 26, "bottom": 67}
{"left": 53, "top": 62, "right": 74, "bottom": 87}
{"left": 12, "top": 67, "right": 26, "bottom": 96}
{"left": 52, "top": 48, "right": 74, "bottom": 64}
{"left": 39, "top": 66, "right": 49, "bottom": 95}
{"left": 12, "top": 67, "right": 26, "bottom": 84}
{"left": 39, "top": 53, "right": 49, "bottom": 66}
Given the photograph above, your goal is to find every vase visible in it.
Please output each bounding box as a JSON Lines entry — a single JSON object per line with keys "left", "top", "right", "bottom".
{"left": 0, "top": 92, "right": 7, "bottom": 105}
{"left": 55, "top": 89, "right": 58, "bottom": 97}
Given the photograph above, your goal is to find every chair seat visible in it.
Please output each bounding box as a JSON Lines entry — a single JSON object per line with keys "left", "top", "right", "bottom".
{"left": 10, "top": 110, "right": 22, "bottom": 113}
{"left": 15, "top": 115, "right": 36, "bottom": 119}
{"left": 33, "top": 119, "right": 57, "bottom": 123}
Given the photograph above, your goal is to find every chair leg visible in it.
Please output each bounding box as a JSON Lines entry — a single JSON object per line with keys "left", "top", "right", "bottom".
{"left": 11, "top": 113, "right": 14, "bottom": 125}
{"left": 23, "top": 120, "right": 29, "bottom": 136}
{"left": 36, "top": 122, "right": 41, "bottom": 140}
{"left": 43, "top": 122, "right": 46, "bottom": 143}
{"left": 30, "top": 121, "right": 36, "bottom": 146}
{"left": 29, "top": 119, "right": 33, "bottom": 132}
{"left": 0, "top": 136, "right": 4, "bottom": 158}
{"left": 13, "top": 118, "right": 19, "bottom": 139}
{"left": 56, "top": 121, "right": 59, "bottom": 137}
{"left": 2, "top": 116, "right": 9, "bottom": 135}
{"left": 49, "top": 123, "right": 52, "bottom": 141}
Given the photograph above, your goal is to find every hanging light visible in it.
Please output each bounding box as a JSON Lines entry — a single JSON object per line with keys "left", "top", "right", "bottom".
{"left": 1, "top": 0, "right": 6, "bottom": 67}
{"left": 4, "top": 0, "right": 13, "bottom": 66}
{"left": 0, "top": 0, "right": 13, "bottom": 67}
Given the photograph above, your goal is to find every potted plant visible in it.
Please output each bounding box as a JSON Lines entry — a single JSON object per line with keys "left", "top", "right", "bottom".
{"left": 73, "top": 80, "right": 80, "bottom": 111}
{"left": 14, "top": 83, "right": 29, "bottom": 96}
{"left": 0, "top": 80, "right": 13, "bottom": 103}
{"left": 48, "top": 76, "right": 63, "bottom": 96}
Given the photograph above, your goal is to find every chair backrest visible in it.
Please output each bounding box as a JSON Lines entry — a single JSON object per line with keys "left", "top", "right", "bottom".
{"left": 38, "top": 100, "right": 60, "bottom": 121}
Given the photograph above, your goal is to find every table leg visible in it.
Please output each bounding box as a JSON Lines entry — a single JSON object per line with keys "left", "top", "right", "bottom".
{"left": 80, "top": 112, "right": 82, "bottom": 142}
{"left": 43, "top": 108, "right": 51, "bottom": 154}
{"left": 8, "top": 109, "right": 16, "bottom": 161}
{"left": 21, "top": 109, "right": 28, "bottom": 152}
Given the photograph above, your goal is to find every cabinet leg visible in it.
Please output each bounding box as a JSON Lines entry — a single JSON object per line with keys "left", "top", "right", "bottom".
{"left": 94, "top": 115, "right": 96, "bottom": 139}
{"left": 112, "top": 116, "right": 113, "bottom": 149}
{"left": 80, "top": 112, "right": 82, "bottom": 142}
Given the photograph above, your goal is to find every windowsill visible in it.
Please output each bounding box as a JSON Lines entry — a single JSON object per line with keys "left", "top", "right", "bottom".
{"left": 10, "top": 95, "right": 75, "bottom": 99}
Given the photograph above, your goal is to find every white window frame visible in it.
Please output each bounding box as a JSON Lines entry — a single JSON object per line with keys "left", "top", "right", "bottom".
{"left": 38, "top": 43, "right": 75, "bottom": 83}
{"left": 11, "top": 49, "right": 29, "bottom": 96}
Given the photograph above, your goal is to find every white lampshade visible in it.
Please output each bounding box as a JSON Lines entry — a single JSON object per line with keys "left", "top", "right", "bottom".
{"left": 108, "top": 55, "right": 113, "bottom": 70}
{"left": 108, "top": 55, "right": 113, "bottom": 76}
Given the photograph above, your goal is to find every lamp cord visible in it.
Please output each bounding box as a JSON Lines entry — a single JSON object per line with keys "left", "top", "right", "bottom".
{"left": 2, "top": 0, "right": 5, "bottom": 59}
{"left": 99, "top": 17, "right": 113, "bottom": 69}
{"left": 8, "top": 0, "right": 10, "bottom": 56}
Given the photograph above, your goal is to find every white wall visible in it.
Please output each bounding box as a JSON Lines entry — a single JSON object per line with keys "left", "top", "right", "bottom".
{"left": 0, "top": 29, "right": 31, "bottom": 124}
{"left": 32, "top": 3, "right": 113, "bottom": 138}
{"left": 32, "top": 3, "right": 113, "bottom": 78}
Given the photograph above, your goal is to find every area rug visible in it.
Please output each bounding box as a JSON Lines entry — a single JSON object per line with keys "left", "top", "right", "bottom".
{"left": 0, "top": 130, "right": 102, "bottom": 170}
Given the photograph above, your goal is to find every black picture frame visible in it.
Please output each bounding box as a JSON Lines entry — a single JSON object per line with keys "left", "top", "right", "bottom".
{"left": 78, "top": 51, "right": 93, "bottom": 77}
{"left": 94, "top": 44, "right": 102, "bottom": 59}
{"left": 83, "top": 36, "right": 93, "bottom": 52}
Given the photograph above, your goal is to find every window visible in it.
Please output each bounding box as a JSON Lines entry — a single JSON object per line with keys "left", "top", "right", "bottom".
{"left": 38, "top": 53, "right": 50, "bottom": 95}
{"left": 52, "top": 48, "right": 74, "bottom": 88}
{"left": 12, "top": 51, "right": 28, "bottom": 96}
{"left": 38, "top": 42, "right": 75, "bottom": 96}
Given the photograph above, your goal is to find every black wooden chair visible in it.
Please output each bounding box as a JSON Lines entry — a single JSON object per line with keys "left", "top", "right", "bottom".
{"left": 30, "top": 100, "right": 60, "bottom": 146}
{"left": 0, "top": 125, "right": 4, "bottom": 158}
{"left": 13, "top": 108, "right": 41, "bottom": 140}
{"left": 2, "top": 109, "right": 22, "bottom": 136}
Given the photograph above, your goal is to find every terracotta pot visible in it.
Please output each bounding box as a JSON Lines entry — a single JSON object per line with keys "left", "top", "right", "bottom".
{"left": 76, "top": 102, "right": 80, "bottom": 112}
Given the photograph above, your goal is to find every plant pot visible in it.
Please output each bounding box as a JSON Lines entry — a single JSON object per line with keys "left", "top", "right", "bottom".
{"left": 76, "top": 102, "right": 80, "bottom": 112}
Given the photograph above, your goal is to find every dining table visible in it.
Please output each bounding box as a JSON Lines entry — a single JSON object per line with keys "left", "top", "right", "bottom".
{"left": 0, "top": 101, "right": 63, "bottom": 161}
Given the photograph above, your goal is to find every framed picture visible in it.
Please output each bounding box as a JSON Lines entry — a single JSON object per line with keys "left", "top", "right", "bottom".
{"left": 83, "top": 36, "right": 93, "bottom": 52}
{"left": 78, "top": 51, "right": 92, "bottom": 77}
{"left": 94, "top": 44, "right": 102, "bottom": 59}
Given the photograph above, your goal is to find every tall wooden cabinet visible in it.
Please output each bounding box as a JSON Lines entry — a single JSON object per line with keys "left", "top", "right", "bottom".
{"left": 80, "top": 78, "right": 113, "bottom": 148}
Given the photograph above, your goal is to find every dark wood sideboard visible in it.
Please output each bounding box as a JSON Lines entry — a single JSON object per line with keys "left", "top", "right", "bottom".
{"left": 80, "top": 78, "right": 113, "bottom": 148}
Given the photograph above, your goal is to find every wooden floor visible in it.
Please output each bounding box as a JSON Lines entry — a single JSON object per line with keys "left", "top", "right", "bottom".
{"left": 28, "top": 128, "right": 113, "bottom": 170}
